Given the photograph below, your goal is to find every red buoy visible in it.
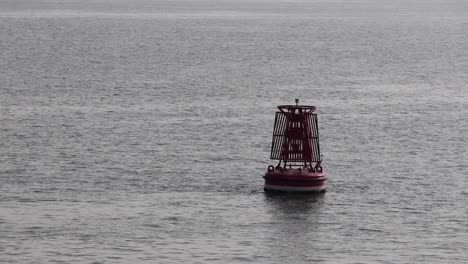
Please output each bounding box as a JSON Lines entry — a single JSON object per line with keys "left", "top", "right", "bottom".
{"left": 263, "top": 99, "right": 326, "bottom": 192}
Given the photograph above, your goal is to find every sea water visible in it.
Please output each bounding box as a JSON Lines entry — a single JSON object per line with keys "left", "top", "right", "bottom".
{"left": 1, "top": 0, "right": 468, "bottom": 263}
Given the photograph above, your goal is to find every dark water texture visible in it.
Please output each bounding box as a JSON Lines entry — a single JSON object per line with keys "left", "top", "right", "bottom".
{"left": 1, "top": 0, "right": 468, "bottom": 263}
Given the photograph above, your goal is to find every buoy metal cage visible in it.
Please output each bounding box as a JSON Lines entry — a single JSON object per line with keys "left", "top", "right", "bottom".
{"left": 270, "top": 104, "right": 322, "bottom": 169}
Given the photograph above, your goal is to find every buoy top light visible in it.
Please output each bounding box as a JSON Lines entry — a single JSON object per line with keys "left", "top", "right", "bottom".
{"left": 277, "top": 99, "right": 316, "bottom": 114}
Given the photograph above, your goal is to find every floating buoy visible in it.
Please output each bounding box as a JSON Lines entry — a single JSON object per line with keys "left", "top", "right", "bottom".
{"left": 263, "top": 99, "right": 327, "bottom": 192}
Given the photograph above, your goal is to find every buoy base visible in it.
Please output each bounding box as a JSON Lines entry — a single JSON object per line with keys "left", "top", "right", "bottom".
{"left": 264, "top": 185, "right": 326, "bottom": 193}
{"left": 263, "top": 168, "right": 327, "bottom": 193}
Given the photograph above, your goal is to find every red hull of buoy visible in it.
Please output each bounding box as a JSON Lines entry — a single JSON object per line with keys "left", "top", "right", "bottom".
{"left": 264, "top": 169, "right": 327, "bottom": 192}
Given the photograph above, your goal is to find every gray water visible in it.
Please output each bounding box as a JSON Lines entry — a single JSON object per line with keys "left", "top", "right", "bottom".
{"left": 1, "top": 0, "right": 468, "bottom": 263}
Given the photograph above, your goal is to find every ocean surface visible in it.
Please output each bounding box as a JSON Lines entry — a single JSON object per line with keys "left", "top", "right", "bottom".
{"left": 1, "top": 0, "right": 468, "bottom": 263}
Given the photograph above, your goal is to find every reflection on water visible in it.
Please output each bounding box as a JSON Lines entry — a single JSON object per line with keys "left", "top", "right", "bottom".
{"left": 263, "top": 193, "right": 328, "bottom": 262}
{"left": 264, "top": 192, "right": 326, "bottom": 214}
